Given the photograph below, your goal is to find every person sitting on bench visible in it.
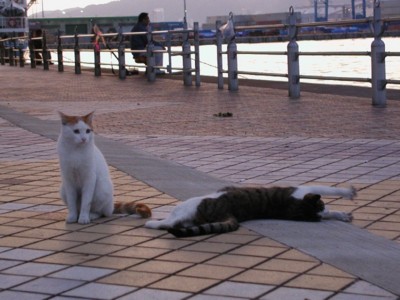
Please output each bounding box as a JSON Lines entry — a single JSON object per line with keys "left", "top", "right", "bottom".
{"left": 130, "top": 12, "right": 165, "bottom": 74}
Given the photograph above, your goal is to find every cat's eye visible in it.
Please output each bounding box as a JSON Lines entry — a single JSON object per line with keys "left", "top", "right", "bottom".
{"left": 86, "top": 129, "right": 91, "bottom": 134}
{"left": 73, "top": 129, "right": 80, "bottom": 134}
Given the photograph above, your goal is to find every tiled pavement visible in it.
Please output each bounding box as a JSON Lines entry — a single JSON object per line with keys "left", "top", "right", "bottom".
{"left": 1, "top": 65, "right": 400, "bottom": 299}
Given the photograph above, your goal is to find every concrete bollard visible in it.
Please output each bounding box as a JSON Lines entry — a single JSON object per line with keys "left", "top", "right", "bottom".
{"left": 371, "top": 0, "right": 386, "bottom": 107}
{"left": 146, "top": 37, "right": 156, "bottom": 82}
{"left": 216, "top": 21, "right": 224, "bottom": 90}
{"left": 74, "top": 32, "right": 81, "bottom": 75}
{"left": 193, "top": 22, "right": 201, "bottom": 87}
{"left": 182, "top": 32, "right": 192, "bottom": 86}
{"left": 118, "top": 43, "right": 126, "bottom": 80}
{"left": 287, "top": 7, "right": 300, "bottom": 99}
{"left": 0, "top": 43, "right": 4, "bottom": 65}
{"left": 42, "top": 32, "right": 49, "bottom": 71}
{"left": 227, "top": 40, "right": 238, "bottom": 91}
{"left": 94, "top": 46, "right": 101, "bottom": 76}
{"left": 57, "top": 31, "right": 64, "bottom": 72}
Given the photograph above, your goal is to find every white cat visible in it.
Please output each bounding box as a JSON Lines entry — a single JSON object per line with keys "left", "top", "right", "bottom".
{"left": 57, "top": 111, "right": 151, "bottom": 224}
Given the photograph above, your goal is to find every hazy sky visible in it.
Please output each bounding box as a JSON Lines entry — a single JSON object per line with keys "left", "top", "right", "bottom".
{"left": 40, "top": 0, "right": 117, "bottom": 11}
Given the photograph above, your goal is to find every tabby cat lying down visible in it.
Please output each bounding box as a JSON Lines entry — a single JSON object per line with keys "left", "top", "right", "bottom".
{"left": 145, "top": 185, "right": 356, "bottom": 237}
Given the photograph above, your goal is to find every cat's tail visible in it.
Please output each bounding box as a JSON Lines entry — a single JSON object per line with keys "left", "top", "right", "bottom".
{"left": 168, "top": 217, "right": 239, "bottom": 237}
{"left": 114, "top": 202, "right": 152, "bottom": 218}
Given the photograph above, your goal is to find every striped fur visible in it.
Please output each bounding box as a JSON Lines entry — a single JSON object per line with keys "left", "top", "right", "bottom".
{"left": 146, "top": 185, "right": 356, "bottom": 237}
{"left": 168, "top": 217, "right": 239, "bottom": 237}
{"left": 114, "top": 202, "right": 152, "bottom": 218}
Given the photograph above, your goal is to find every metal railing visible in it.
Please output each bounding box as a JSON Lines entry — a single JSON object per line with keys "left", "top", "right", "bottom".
{"left": 1, "top": 0, "right": 399, "bottom": 106}
{"left": 217, "top": 0, "right": 400, "bottom": 107}
{"left": 0, "top": 23, "right": 201, "bottom": 87}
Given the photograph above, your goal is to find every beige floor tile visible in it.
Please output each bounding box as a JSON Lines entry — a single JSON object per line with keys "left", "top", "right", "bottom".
{"left": 150, "top": 275, "right": 219, "bottom": 293}
{"left": 367, "top": 221, "right": 400, "bottom": 231}
{"left": 353, "top": 212, "right": 386, "bottom": 221}
{"left": 276, "top": 249, "right": 319, "bottom": 262}
{"left": 122, "top": 227, "right": 168, "bottom": 238}
{"left": 0, "top": 236, "right": 40, "bottom": 247}
{"left": 231, "top": 269, "right": 297, "bottom": 285}
{"left": 139, "top": 238, "right": 194, "bottom": 250}
{"left": 79, "top": 224, "right": 133, "bottom": 234}
{"left": 367, "top": 229, "right": 400, "bottom": 240}
{"left": 67, "top": 243, "right": 125, "bottom": 256}
{"left": 307, "top": 263, "right": 356, "bottom": 278}
{"left": 229, "top": 245, "right": 287, "bottom": 258}
{"left": 256, "top": 258, "right": 318, "bottom": 273}
{"left": 206, "top": 254, "right": 266, "bottom": 268}
{"left": 95, "top": 235, "right": 150, "bottom": 246}
{"left": 15, "top": 228, "right": 67, "bottom": 239}
{"left": 0, "top": 217, "right": 18, "bottom": 224}
{"left": 112, "top": 246, "right": 171, "bottom": 259}
{"left": 286, "top": 274, "right": 355, "bottom": 291}
{"left": 26, "top": 239, "right": 83, "bottom": 251}
{"left": 83, "top": 256, "right": 144, "bottom": 270}
{"left": 249, "top": 237, "right": 288, "bottom": 248}
{"left": 0, "top": 225, "right": 29, "bottom": 235}
{"left": 98, "top": 270, "right": 167, "bottom": 287}
{"left": 182, "top": 241, "right": 239, "bottom": 253}
{"left": 205, "top": 233, "right": 260, "bottom": 244}
{"left": 36, "top": 252, "right": 99, "bottom": 265}
{"left": 54, "top": 231, "right": 110, "bottom": 242}
{"left": 1, "top": 211, "right": 43, "bottom": 219}
{"left": 178, "top": 264, "right": 243, "bottom": 280}
{"left": 156, "top": 250, "right": 218, "bottom": 264}
{"left": 382, "top": 214, "right": 400, "bottom": 222}
{"left": 129, "top": 260, "right": 193, "bottom": 274}
{"left": 6, "top": 218, "right": 56, "bottom": 228}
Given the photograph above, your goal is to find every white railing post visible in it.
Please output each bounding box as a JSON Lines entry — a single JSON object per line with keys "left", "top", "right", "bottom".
{"left": 118, "top": 29, "right": 126, "bottom": 80}
{"left": 371, "top": 0, "right": 387, "bottom": 107}
{"left": 193, "top": 22, "right": 201, "bottom": 87}
{"left": 74, "top": 29, "right": 81, "bottom": 75}
{"left": 182, "top": 28, "right": 192, "bottom": 86}
{"left": 216, "top": 20, "right": 224, "bottom": 89}
{"left": 227, "top": 13, "right": 238, "bottom": 91}
{"left": 287, "top": 7, "right": 300, "bottom": 99}
{"left": 146, "top": 29, "right": 156, "bottom": 82}
{"left": 57, "top": 30, "right": 64, "bottom": 72}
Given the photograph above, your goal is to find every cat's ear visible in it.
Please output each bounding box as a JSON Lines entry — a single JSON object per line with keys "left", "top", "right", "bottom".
{"left": 82, "top": 111, "right": 95, "bottom": 127}
{"left": 58, "top": 111, "right": 71, "bottom": 126}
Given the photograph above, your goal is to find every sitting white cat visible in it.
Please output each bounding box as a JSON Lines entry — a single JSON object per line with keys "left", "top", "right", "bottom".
{"left": 57, "top": 111, "right": 151, "bottom": 224}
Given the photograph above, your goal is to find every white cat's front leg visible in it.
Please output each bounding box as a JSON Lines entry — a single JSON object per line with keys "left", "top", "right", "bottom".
{"left": 78, "top": 182, "right": 96, "bottom": 224}
{"left": 61, "top": 184, "right": 79, "bottom": 223}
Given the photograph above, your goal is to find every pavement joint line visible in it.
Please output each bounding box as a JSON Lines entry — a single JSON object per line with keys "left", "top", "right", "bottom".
{"left": 1, "top": 104, "right": 400, "bottom": 295}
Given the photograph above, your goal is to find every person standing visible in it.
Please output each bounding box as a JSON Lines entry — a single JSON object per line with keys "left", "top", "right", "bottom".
{"left": 130, "top": 12, "right": 165, "bottom": 74}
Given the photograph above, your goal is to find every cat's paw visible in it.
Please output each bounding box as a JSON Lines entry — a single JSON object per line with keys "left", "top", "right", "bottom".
{"left": 78, "top": 214, "right": 91, "bottom": 224}
{"left": 346, "top": 186, "right": 357, "bottom": 200}
{"left": 339, "top": 212, "right": 353, "bottom": 222}
{"left": 66, "top": 213, "right": 78, "bottom": 223}
{"left": 145, "top": 220, "right": 164, "bottom": 229}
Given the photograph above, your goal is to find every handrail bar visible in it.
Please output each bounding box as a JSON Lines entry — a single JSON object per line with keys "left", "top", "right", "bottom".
{"left": 235, "top": 24, "right": 287, "bottom": 31}
{"left": 236, "top": 51, "right": 287, "bottom": 56}
{"left": 299, "top": 51, "right": 371, "bottom": 56}
{"left": 297, "top": 18, "right": 370, "bottom": 28}
{"left": 386, "top": 52, "right": 400, "bottom": 57}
